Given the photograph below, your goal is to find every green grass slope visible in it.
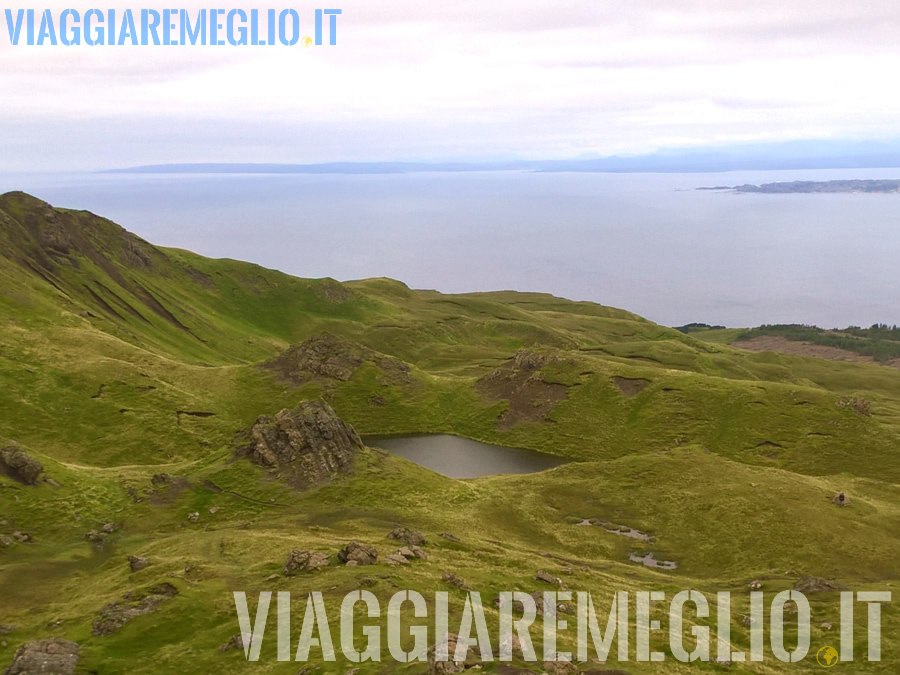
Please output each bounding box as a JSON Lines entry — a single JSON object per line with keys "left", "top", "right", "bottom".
{"left": 1, "top": 193, "right": 899, "bottom": 673}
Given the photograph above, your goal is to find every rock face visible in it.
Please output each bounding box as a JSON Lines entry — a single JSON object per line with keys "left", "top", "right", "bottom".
{"left": 0, "top": 444, "right": 43, "bottom": 486}
{"left": 92, "top": 583, "right": 178, "bottom": 636}
{"left": 235, "top": 400, "right": 363, "bottom": 489}
{"left": 338, "top": 542, "right": 378, "bottom": 566}
{"left": 283, "top": 550, "right": 330, "bottom": 575}
{"left": 3, "top": 638, "right": 79, "bottom": 675}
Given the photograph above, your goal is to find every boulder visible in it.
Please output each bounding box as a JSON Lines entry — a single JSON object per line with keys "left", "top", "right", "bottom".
{"left": 219, "top": 634, "right": 245, "bottom": 652}
{"left": 235, "top": 400, "right": 362, "bottom": 490}
{"left": 3, "top": 638, "right": 79, "bottom": 675}
{"left": 387, "top": 528, "right": 427, "bottom": 547}
{"left": 441, "top": 573, "right": 472, "bottom": 592}
{"left": 128, "top": 556, "right": 149, "bottom": 573}
{"left": 384, "top": 553, "right": 410, "bottom": 566}
{"left": 84, "top": 530, "right": 107, "bottom": 547}
{"left": 534, "top": 570, "right": 565, "bottom": 589}
{"left": 11, "top": 532, "right": 31, "bottom": 544}
{"left": 283, "top": 550, "right": 330, "bottom": 575}
{"left": 832, "top": 493, "right": 852, "bottom": 507}
{"left": 0, "top": 444, "right": 43, "bottom": 486}
{"left": 793, "top": 577, "right": 847, "bottom": 594}
{"left": 543, "top": 661, "right": 577, "bottom": 674}
{"left": 427, "top": 633, "right": 481, "bottom": 674}
{"left": 530, "top": 592, "right": 574, "bottom": 617}
{"left": 338, "top": 542, "right": 377, "bottom": 566}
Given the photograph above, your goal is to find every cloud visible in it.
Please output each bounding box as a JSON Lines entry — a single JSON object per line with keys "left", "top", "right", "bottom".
{"left": 1, "top": 1, "right": 900, "bottom": 169}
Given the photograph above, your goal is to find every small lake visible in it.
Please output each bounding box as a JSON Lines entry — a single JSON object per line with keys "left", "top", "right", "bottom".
{"left": 364, "top": 434, "right": 566, "bottom": 478}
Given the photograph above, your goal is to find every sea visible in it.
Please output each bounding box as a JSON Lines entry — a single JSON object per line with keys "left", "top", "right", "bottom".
{"left": 2, "top": 167, "right": 899, "bottom": 328}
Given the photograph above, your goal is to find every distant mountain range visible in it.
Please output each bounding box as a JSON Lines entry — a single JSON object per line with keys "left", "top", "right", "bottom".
{"left": 105, "top": 138, "right": 900, "bottom": 175}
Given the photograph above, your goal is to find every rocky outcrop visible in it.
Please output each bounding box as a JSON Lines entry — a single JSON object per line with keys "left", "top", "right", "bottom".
{"left": 283, "top": 550, "right": 330, "bottom": 575}
{"left": 3, "top": 638, "right": 79, "bottom": 675}
{"left": 235, "top": 400, "right": 363, "bottom": 489}
{"left": 92, "top": 583, "right": 178, "bottom": 636}
{"left": 0, "top": 444, "right": 43, "bottom": 486}
{"left": 474, "top": 350, "right": 570, "bottom": 430}
{"left": 338, "top": 542, "right": 378, "bottom": 566}
{"left": 261, "top": 334, "right": 410, "bottom": 387}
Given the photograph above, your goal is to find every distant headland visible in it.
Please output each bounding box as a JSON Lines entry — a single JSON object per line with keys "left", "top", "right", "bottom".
{"left": 699, "top": 179, "right": 900, "bottom": 193}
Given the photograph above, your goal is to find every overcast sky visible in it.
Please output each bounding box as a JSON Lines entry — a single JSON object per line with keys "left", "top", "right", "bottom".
{"left": 3, "top": 1, "right": 900, "bottom": 171}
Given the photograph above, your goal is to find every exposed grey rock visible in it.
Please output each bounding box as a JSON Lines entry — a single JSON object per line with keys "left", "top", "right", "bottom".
{"left": 384, "top": 553, "right": 409, "bottom": 566}
{"left": 84, "top": 530, "right": 106, "bottom": 546}
{"left": 91, "top": 583, "right": 179, "bottom": 636}
{"left": 0, "top": 444, "right": 43, "bottom": 486}
{"left": 427, "top": 633, "right": 482, "bottom": 674}
{"left": 3, "top": 638, "right": 79, "bottom": 675}
{"left": 11, "top": 532, "right": 31, "bottom": 544}
{"left": 793, "top": 577, "right": 847, "bottom": 594}
{"left": 219, "top": 634, "right": 244, "bottom": 652}
{"left": 236, "top": 400, "right": 362, "bottom": 490}
{"left": 438, "top": 532, "right": 461, "bottom": 543}
{"left": 441, "top": 573, "right": 472, "bottom": 592}
{"left": 387, "top": 528, "right": 427, "bottom": 547}
{"left": 534, "top": 570, "right": 565, "bottom": 589}
{"left": 128, "top": 556, "right": 149, "bottom": 573}
{"left": 283, "top": 550, "right": 330, "bottom": 575}
{"left": 338, "top": 542, "right": 377, "bottom": 566}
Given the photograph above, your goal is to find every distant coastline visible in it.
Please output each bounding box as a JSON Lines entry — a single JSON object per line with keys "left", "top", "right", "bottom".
{"left": 699, "top": 179, "right": 900, "bottom": 193}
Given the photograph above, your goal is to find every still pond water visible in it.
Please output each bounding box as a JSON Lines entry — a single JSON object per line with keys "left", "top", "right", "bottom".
{"left": 365, "top": 434, "right": 566, "bottom": 478}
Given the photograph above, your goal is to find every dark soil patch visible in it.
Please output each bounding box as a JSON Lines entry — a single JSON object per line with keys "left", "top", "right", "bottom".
{"left": 610, "top": 376, "right": 651, "bottom": 398}
{"left": 176, "top": 410, "right": 216, "bottom": 426}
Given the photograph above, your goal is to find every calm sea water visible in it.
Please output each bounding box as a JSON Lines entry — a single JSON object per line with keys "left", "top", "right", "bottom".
{"left": 2, "top": 168, "right": 899, "bottom": 327}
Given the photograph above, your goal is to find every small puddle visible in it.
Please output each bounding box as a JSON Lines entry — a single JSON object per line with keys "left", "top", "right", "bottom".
{"left": 575, "top": 519, "right": 653, "bottom": 542}
{"left": 600, "top": 522, "right": 653, "bottom": 542}
{"left": 628, "top": 552, "right": 678, "bottom": 570}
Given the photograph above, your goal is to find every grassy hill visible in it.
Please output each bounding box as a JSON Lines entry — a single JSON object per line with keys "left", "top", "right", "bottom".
{"left": 1, "top": 192, "right": 898, "bottom": 673}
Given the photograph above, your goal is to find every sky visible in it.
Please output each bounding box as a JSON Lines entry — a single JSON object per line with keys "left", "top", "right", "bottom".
{"left": 3, "top": 1, "right": 900, "bottom": 171}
